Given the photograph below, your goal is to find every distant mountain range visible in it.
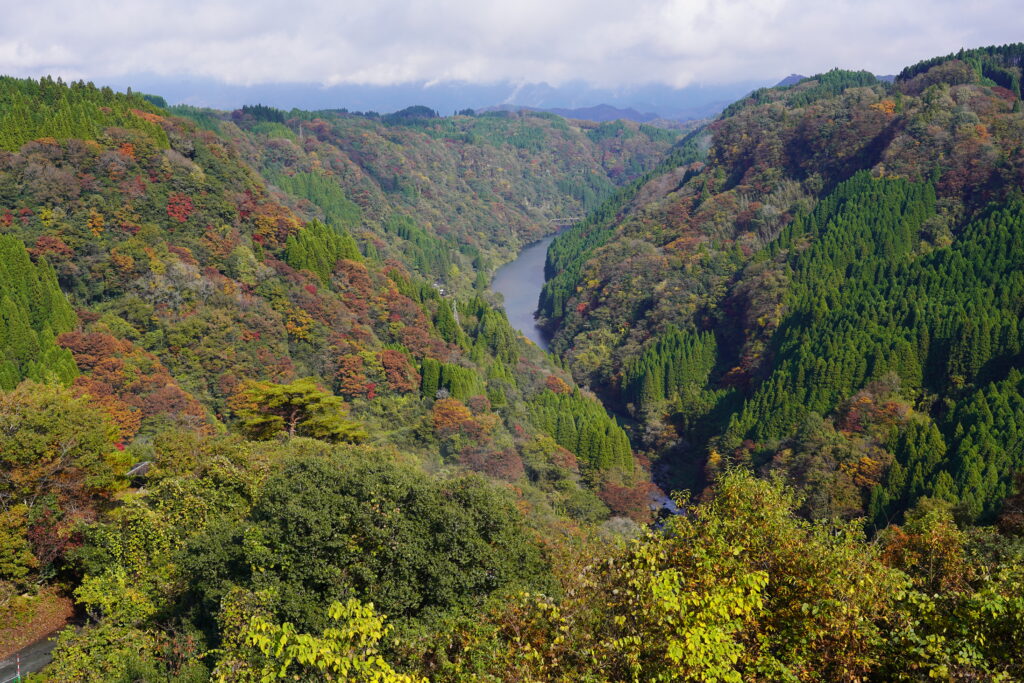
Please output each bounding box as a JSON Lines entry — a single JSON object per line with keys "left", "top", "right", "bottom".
{"left": 476, "top": 103, "right": 701, "bottom": 127}
{"left": 479, "top": 71, "right": 902, "bottom": 124}
{"left": 480, "top": 103, "right": 662, "bottom": 123}
{"left": 108, "top": 72, "right": 897, "bottom": 125}
{"left": 107, "top": 74, "right": 769, "bottom": 122}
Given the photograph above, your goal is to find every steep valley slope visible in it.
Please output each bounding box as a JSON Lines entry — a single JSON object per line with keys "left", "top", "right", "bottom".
{"left": 540, "top": 45, "right": 1024, "bottom": 529}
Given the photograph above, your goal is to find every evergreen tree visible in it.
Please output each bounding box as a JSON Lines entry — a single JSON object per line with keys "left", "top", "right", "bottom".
{"left": 420, "top": 358, "right": 441, "bottom": 398}
{"left": 285, "top": 219, "right": 362, "bottom": 283}
{"left": 231, "top": 378, "right": 366, "bottom": 443}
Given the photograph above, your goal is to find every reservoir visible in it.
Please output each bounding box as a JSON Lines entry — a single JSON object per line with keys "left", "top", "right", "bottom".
{"left": 491, "top": 232, "right": 559, "bottom": 351}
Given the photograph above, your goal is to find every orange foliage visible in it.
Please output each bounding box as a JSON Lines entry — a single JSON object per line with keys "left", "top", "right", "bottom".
{"left": 400, "top": 324, "right": 448, "bottom": 360}
{"left": 130, "top": 109, "right": 165, "bottom": 124}
{"left": 837, "top": 396, "right": 908, "bottom": 434}
{"left": 59, "top": 331, "right": 211, "bottom": 435}
{"left": 550, "top": 444, "right": 578, "bottom": 472}
{"left": 870, "top": 99, "right": 897, "bottom": 116}
{"left": 544, "top": 375, "right": 571, "bottom": 394}
{"left": 87, "top": 209, "right": 105, "bottom": 237}
{"left": 459, "top": 447, "right": 525, "bottom": 482}
{"left": 665, "top": 233, "right": 703, "bottom": 253}
{"left": 109, "top": 249, "right": 135, "bottom": 273}
{"left": 840, "top": 452, "right": 887, "bottom": 488}
{"left": 30, "top": 235, "right": 74, "bottom": 261}
{"left": 336, "top": 354, "right": 370, "bottom": 398}
{"left": 432, "top": 398, "right": 474, "bottom": 438}
{"left": 380, "top": 349, "right": 419, "bottom": 394}
{"left": 200, "top": 225, "right": 243, "bottom": 259}
{"left": 598, "top": 480, "right": 656, "bottom": 523}
{"left": 72, "top": 376, "right": 142, "bottom": 441}
{"left": 250, "top": 202, "right": 300, "bottom": 247}
{"left": 432, "top": 397, "right": 499, "bottom": 442}
{"left": 882, "top": 516, "right": 971, "bottom": 594}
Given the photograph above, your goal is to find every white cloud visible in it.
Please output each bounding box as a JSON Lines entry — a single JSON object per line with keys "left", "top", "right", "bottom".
{"left": 1, "top": 0, "right": 1021, "bottom": 87}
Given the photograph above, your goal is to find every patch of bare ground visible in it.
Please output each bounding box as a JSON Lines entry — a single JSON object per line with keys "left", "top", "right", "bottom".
{"left": 0, "top": 589, "right": 73, "bottom": 659}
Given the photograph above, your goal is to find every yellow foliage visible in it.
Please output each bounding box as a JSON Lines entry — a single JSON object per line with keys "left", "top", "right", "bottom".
{"left": 87, "top": 208, "right": 105, "bottom": 237}
{"left": 143, "top": 246, "right": 166, "bottom": 274}
{"left": 285, "top": 306, "right": 316, "bottom": 341}
{"left": 109, "top": 250, "right": 136, "bottom": 273}
{"left": 39, "top": 207, "right": 56, "bottom": 227}
{"left": 870, "top": 99, "right": 897, "bottom": 115}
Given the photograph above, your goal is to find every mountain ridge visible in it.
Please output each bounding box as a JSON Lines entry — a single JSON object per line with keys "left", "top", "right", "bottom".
{"left": 540, "top": 48, "right": 1024, "bottom": 532}
{"left": 100, "top": 73, "right": 769, "bottom": 121}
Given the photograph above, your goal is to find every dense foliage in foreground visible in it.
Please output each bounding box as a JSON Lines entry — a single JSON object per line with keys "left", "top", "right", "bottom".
{"left": 40, "top": 466, "right": 1024, "bottom": 681}
{"left": 438, "top": 470, "right": 1024, "bottom": 681}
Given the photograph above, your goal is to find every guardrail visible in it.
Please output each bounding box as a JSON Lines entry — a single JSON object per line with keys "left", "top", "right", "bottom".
{"left": 0, "top": 654, "right": 21, "bottom": 683}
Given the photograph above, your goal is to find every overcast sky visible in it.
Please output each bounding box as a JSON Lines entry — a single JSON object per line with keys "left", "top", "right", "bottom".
{"left": 2, "top": 0, "right": 1022, "bottom": 88}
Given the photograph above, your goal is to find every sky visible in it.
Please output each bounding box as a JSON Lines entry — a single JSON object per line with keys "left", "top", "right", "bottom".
{"left": 1, "top": 0, "right": 1021, "bottom": 100}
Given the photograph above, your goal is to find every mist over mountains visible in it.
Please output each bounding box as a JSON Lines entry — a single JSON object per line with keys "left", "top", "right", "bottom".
{"left": 104, "top": 73, "right": 768, "bottom": 120}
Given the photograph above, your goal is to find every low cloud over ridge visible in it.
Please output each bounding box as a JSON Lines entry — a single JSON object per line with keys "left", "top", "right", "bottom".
{"left": 3, "top": 0, "right": 1022, "bottom": 88}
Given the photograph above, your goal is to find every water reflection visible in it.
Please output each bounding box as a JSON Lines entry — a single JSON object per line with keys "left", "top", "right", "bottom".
{"left": 490, "top": 232, "right": 559, "bottom": 351}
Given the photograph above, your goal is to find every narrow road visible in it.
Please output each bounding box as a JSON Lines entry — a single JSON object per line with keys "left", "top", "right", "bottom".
{"left": 0, "top": 631, "right": 62, "bottom": 682}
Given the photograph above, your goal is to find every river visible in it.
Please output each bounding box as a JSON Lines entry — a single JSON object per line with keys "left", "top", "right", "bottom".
{"left": 491, "top": 231, "right": 682, "bottom": 516}
{"left": 490, "top": 232, "right": 559, "bottom": 351}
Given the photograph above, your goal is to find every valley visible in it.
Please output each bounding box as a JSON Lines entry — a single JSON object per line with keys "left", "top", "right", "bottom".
{"left": 0, "top": 43, "right": 1022, "bottom": 681}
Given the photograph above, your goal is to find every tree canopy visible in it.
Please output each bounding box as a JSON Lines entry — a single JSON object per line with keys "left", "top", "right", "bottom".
{"left": 230, "top": 378, "right": 367, "bottom": 443}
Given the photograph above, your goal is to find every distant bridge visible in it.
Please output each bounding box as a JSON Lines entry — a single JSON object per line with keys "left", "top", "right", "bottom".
{"left": 549, "top": 216, "right": 583, "bottom": 225}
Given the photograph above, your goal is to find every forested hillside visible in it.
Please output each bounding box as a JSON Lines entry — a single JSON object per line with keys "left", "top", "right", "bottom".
{"left": 0, "top": 42, "right": 1023, "bottom": 681}
{"left": 0, "top": 76, "right": 671, "bottom": 679}
{"left": 179, "top": 103, "right": 678, "bottom": 291}
{"left": 542, "top": 44, "right": 1024, "bottom": 533}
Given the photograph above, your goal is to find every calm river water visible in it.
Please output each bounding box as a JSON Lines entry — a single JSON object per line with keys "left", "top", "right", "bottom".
{"left": 491, "top": 230, "right": 682, "bottom": 514}
{"left": 490, "top": 232, "right": 559, "bottom": 351}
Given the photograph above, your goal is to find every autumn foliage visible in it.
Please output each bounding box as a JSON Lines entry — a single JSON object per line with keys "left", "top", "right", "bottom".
{"left": 59, "top": 331, "right": 210, "bottom": 437}
{"left": 166, "top": 192, "right": 194, "bottom": 223}
{"left": 380, "top": 349, "right": 419, "bottom": 393}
